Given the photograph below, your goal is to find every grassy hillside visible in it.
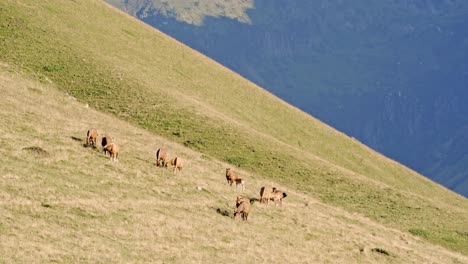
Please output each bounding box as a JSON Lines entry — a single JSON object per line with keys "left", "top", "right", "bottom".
{"left": 1, "top": 0, "right": 468, "bottom": 256}
{"left": 2, "top": 62, "right": 468, "bottom": 263}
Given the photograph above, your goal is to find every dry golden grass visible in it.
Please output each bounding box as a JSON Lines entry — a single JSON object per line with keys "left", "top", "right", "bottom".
{"left": 2, "top": 0, "right": 468, "bottom": 254}
{"left": 1, "top": 64, "right": 467, "bottom": 263}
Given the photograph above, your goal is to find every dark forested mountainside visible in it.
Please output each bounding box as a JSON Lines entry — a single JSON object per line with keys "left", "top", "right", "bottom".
{"left": 107, "top": 0, "right": 468, "bottom": 196}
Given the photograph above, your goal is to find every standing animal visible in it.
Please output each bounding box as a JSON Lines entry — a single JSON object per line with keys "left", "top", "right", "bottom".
{"left": 103, "top": 143, "right": 119, "bottom": 162}
{"left": 234, "top": 196, "right": 250, "bottom": 221}
{"left": 86, "top": 128, "right": 98, "bottom": 147}
{"left": 225, "top": 168, "right": 240, "bottom": 186}
{"left": 236, "top": 196, "right": 250, "bottom": 208}
{"left": 155, "top": 148, "right": 167, "bottom": 167}
{"left": 260, "top": 186, "right": 273, "bottom": 205}
{"left": 169, "top": 157, "right": 184, "bottom": 174}
{"left": 269, "top": 188, "right": 287, "bottom": 207}
{"left": 101, "top": 136, "right": 113, "bottom": 154}
{"left": 234, "top": 178, "right": 245, "bottom": 192}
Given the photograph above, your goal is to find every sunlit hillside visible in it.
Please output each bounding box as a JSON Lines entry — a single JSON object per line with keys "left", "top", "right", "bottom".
{"left": 0, "top": 0, "right": 467, "bottom": 260}
{"left": 2, "top": 61, "right": 467, "bottom": 263}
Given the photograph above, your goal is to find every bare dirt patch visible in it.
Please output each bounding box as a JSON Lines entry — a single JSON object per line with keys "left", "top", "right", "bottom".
{"left": 22, "top": 146, "right": 49, "bottom": 156}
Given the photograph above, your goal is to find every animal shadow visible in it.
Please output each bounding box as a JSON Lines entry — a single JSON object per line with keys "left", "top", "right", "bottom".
{"left": 70, "top": 136, "right": 83, "bottom": 142}
{"left": 70, "top": 136, "right": 95, "bottom": 149}
{"left": 82, "top": 143, "right": 97, "bottom": 149}
{"left": 216, "top": 208, "right": 231, "bottom": 217}
{"left": 135, "top": 156, "right": 154, "bottom": 165}
{"left": 249, "top": 198, "right": 260, "bottom": 205}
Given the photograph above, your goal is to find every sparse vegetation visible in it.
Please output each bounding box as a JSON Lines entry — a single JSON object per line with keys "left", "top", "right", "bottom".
{"left": 43, "top": 64, "right": 65, "bottom": 72}
{"left": 0, "top": 0, "right": 468, "bottom": 260}
{"left": 409, "top": 228, "right": 430, "bottom": 238}
{"left": 223, "top": 156, "right": 249, "bottom": 167}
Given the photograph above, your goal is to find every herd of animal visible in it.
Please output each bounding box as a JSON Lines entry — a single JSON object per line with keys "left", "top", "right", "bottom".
{"left": 85, "top": 127, "right": 287, "bottom": 221}
{"left": 86, "top": 128, "right": 184, "bottom": 172}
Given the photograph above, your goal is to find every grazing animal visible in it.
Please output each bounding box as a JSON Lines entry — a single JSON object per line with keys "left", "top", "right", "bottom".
{"left": 103, "top": 143, "right": 119, "bottom": 162}
{"left": 234, "top": 196, "right": 250, "bottom": 221}
{"left": 169, "top": 157, "right": 184, "bottom": 174}
{"left": 260, "top": 186, "right": 273, "bottom": 205}
{"left": 234, "top": 178, "right": 245, "bottom": 192}
{"left": 167, "top": 158, "right": 174, "bottom": 168}
{"left": 269, "top": 188, "right": 287, "bottom": 207}
{"left": 101, "top": 136, "right": 113, "bottom": 154}
{"left": 86, "top": 128, "right": 98, "bottom": 147}
{"left": 225, "top": 168, "right": 240, "bottom": 186}
{"left": 155, "top": 148, "right": 167, "bottom": 167}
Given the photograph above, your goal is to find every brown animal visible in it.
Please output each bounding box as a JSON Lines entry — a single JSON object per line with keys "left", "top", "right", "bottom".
{"left": 236, "top": 196, "right": 244, "bottom": 207}
{"left": 167, "top": 158, "right": 174, "bottom": 167}
{"left": 260, "top": 186, "right": 273, "bottom": 204}
{"left": 236, "top": 196, "right": 252, "bottom": 207}
{"left": 101, "top": 136, "right": 113, "bottom": 154}
{"left": 225, "top": 168, "right": 240, "bottom": 186}
{"left": 156, "top": 148, "right": 168, "bottom": 167}
{"left": 86, "top": 128, "right": 98, "bottom": 147}
{"left": 103, "top": 143, "right": 119, "bottom": 162}
{"left": 234, "top": 178, "right": 245, "bottom": 192}
{"left": 169, "top": 157, "right": 184, "bottom": 174}
{"left": 269, "top": 188, "right": 287, "bottom": 206}
{"left": 234, "top": 196, "right": 250, "bottom": 221}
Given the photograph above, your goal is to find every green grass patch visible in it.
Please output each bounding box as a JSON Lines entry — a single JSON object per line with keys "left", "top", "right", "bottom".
{"left": 43, "top": 64, "right": 65, "bottom": 72}
{"left": 409, "top": 228, "right": 431, "bottom": 238}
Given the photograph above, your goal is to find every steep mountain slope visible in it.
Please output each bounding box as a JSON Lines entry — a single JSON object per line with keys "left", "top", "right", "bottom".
{"left": 1, "top": 0, "right": 468, "bottom": 256}
{"left": 2, "top": 64, "right": 467, "bottom": 263}
{"left": 108, "top": 0, "right": 468, "bottom": 196}
{"left": 107, "top": 0, "right": 253, "bottom": 25}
